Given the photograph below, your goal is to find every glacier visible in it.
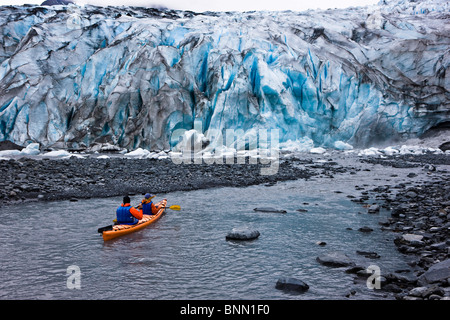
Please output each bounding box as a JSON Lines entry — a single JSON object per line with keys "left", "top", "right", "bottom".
{"left": 0, "top": 0, "right": 448, "bottom": 154}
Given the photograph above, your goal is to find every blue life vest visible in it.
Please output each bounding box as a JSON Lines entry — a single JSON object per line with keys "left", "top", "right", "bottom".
{"left": 142, "top": 201, "right": 154, "bottom": 215}
{"left": 116, "top": 205, "right": 139, "bottom": 225}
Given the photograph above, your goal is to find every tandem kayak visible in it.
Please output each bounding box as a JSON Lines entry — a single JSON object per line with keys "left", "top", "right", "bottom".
{"left": 101, "top": 199, "right": 167, "bottom": 241}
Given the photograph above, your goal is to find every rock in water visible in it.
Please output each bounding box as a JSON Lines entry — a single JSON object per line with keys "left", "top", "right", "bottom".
{"left": 275, "top": 277, "right": 309, "bottom": 293}
{"left": 253, "top": 207, "right": 287, "bottom": 214}
{"left": 358, "top": 226, "right": 374, "bottom": 233}
{"left": 316, "top": 252, "right": 355, "bottom": 267}
{"left": 225, "top": 227, "right": 260, "bottom": 241}
{"left": 356, "top": 250, "right": 380, "bottom": 259}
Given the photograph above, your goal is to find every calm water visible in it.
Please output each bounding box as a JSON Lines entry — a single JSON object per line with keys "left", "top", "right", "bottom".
{"left": 0, "top": 162, "right": 414, "bottom": 300}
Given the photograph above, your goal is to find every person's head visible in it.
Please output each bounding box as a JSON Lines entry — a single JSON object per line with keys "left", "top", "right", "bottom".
{"left": 123, "top": 196, "right": 131, "bottom": 204}
{"left": 145, "top": 193, "right": 155, "bottom": 200}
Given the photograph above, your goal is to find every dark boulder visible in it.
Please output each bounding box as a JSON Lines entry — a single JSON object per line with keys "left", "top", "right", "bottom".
{"left": 438, "top": 141, "right": 450, "bottom": 152}
{"left": 225, "top": 227, "right": 260, "bottom": 241}
{"left": 358, "top": 226, "right": 374, "bottom": 233}
{"left": 275, "top": 277, "right": 309, "bottom": 293}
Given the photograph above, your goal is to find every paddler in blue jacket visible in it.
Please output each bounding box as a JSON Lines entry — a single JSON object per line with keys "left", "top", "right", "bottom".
{"left": 116, "top": 195, "right": 143, "bottom": 225}
{"left": 137, "top": 193, "right": 161, "bottom": 215}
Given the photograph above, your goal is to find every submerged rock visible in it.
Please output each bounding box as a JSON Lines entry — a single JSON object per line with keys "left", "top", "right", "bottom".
{"left": 345, "top": 265, "right": 366, "bottom": 274}
{"left": 253, "top": 207, "right": 287, "bottom": 214}
{"left": 225, "top": 227, "right": 260, "bottom": 241}
{"left": 358, "top": 226, "right": 374, "bottom": 233}
{"left": 356, "top": 250, "right": 380, "bottom": 259}
{"left": 316, "top": 252, "right": 355, "bottom": 268}
{"left": 275, "top": 277, "right": 309, "bottom": 293}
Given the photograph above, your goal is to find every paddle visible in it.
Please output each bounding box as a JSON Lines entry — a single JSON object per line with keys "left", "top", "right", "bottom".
{"left": 134, "top": 204, "right": 181, "bottom": 211}
{"left": 97, "top": 204, "right": 181, "bottom": 234}
{"left": 165, "top": 204, "right": 181, "bottom": 210}
{"left": 97, "top": 225, "right": 113, "bottom": 233}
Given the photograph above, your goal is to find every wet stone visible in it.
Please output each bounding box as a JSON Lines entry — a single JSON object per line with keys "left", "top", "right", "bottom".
{"left": 316, "top": 252, "right": 355, "bottom": 268}
{"left": 225, "top": 227, "right": 260, "bottom": 241}
{"left": 275, "top": 277, "right": 309, "bottom": 293}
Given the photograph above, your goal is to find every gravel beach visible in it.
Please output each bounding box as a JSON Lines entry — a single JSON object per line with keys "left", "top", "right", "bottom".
{"left": 0, "top": 155, "right": 319, "bottom": 204}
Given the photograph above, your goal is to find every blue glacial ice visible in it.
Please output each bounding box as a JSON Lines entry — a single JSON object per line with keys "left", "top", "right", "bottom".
{"left": 0, "top": 0, "right": 448, "bottom": 155}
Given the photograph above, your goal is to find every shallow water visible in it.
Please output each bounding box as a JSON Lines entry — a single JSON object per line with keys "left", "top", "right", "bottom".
{"left": 0, "top": 159, "right": 418, "bottom": 300}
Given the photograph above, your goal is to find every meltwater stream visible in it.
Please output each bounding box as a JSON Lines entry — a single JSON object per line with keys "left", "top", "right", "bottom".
{"left": 0, "top": 167, "right": 413, "bottom": 300}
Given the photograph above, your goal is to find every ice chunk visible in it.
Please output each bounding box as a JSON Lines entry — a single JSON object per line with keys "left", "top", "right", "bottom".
{"left": 358, "top": 147, "right": 381, "bottom": 156}
{"left": 97, "top": 155, "right": 110, "bottom": 159}
{"left": 399, "top": 145, "right": 424, "bottom": 155}
{"left": 0, "top": 142, "right": 40, "bottom": 157}
{"left": 0, "top": 149, "right": 21, "bottom": 157}
{"left": 172, "top": 129, "right": 207, "bottom": 154}
{"left": 124, "top": 148, "right": 151, "bottom": 158}
{"left": 381, "top": 146, "right": 400, "bottom": 156}
{"left": 156, "top": 151, "right": 169, "bottom": 159}
{"left": 42, "top": 150, "right": 71, "bottom": 158}
{"left": 20, "top": 143, "right": 40, "bottom": 155}
{"left": 309, "top": 147, "right": 327, "bottom": 154}
{"left": 426, "top": 147, "right": 443, "bottom": 154}
{"left": 333, "top": 141, "right": 353, "bottom": 150}
{"left": 279, "top": 138, "right": 314, "bottom": 153}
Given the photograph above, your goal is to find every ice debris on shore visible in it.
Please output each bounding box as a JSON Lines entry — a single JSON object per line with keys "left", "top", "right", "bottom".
{"left": 0, "top": 143, "right": 40, "bottom": 157}
{"left": 357, "top": 145, "right": 448, "bottom": 157}
{"left": 0, "top": 140, "right": 448, "bottom": 162}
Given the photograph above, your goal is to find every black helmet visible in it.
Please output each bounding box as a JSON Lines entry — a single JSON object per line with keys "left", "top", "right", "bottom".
{"left": 123, "top": 196, "right": 131, "bottom": 204}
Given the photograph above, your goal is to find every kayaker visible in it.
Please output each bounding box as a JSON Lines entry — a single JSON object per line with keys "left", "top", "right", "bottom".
{"left": 137, "top": 193, "right": 161, "bottom": 215}
{"left": 116, "top": 196, "right": 143, "bottom": 225}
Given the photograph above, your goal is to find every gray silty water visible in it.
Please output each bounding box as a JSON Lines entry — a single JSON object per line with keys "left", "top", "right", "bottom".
{"left": 0, "top": 158, "right": 420, "bottom": 300}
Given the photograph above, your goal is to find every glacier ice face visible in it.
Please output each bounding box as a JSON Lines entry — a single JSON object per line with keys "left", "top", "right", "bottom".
{"left": 0, "top": 1, "right": 448, "bottom": 153}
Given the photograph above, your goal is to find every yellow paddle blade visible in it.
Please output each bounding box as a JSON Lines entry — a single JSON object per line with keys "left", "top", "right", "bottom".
{"left": 168, "top": 205, "right": 181, "bottom": 211}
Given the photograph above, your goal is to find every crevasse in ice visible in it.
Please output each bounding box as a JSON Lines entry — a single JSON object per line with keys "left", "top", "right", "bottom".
{"left": 0, "top": 0, "right": 448, "bottom": 152}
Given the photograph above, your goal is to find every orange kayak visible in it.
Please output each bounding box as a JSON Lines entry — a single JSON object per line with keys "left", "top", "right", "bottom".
{"left": 102, "top": 199, "right": 167, "bottom": 241}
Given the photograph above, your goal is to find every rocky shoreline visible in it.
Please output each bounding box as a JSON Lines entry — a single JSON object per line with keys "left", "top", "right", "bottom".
{"left": 0, "top": 149, "right": 449, "bottom": 300}
{"left": 344, "top": 154, "right": 450, "bottom": 300}
{"left": 0, "top": 155, "right": 322, "bottom": 205}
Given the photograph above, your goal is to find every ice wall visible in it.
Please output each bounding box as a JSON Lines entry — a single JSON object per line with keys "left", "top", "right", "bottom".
{"left": 0, "top": 0, "right": 448, "bottom": 151}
